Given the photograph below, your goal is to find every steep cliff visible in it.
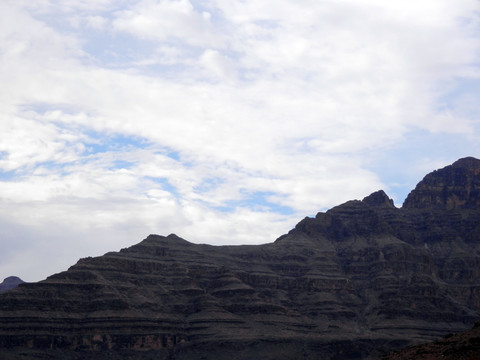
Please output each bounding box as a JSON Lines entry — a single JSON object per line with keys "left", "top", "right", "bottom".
{"left": 1, "top": 157, "right": 480, "bottom": 359}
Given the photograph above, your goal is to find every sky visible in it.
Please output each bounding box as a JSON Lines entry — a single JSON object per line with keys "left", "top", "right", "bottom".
{"left": 1, "top": 0, "right": 480, "bottom": 282}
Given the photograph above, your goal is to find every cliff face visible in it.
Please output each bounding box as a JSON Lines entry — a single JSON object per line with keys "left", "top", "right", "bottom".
{"left": 1, "top": 157, "right": 480, "bottom": 360}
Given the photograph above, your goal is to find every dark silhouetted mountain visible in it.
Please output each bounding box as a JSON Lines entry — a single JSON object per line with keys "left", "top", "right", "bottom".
{"left": 1, "top": 157, "right": 480, "bottom": 359}
{"left": 0, "top": 276, "right": 24, "bottom": 293}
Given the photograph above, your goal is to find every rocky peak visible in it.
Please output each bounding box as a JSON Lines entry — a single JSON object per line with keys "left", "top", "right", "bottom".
{"left": 452, "top": 156, "right": 480, "bottom": 171}
{"left": 402, "top": 156, "right": 480, "bottom": 210}
{"left": 362, "top": 190, "right": 396, "bottom": 208}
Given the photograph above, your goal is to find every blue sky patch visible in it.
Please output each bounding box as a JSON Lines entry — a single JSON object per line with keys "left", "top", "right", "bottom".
{"left": 0, "top": 169, "right": 17, "bottom": 181}
{"left": 83, "top": 131, "right": 150, "bottom": 154}
{"left": 145, "top": 176, "right": 180, "bottom": 198}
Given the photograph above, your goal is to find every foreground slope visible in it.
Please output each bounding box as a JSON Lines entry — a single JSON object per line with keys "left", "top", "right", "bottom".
{"left": 1, "top": 157, "right": 480, "bottom": 359}
{"left": 381, "top": 321, "right": 480, "bottom": 360}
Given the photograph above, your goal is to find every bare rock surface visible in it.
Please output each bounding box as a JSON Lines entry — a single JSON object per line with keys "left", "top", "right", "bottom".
{"left": 1, "top": 157, "right": 480, "bottom": 359}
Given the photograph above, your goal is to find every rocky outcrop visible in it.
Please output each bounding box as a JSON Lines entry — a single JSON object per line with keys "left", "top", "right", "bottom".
{"left": 1, "top": 157, "right": 480, "bottom": 359}
{"left": 0, "top": 276, "right": 24, "bottom": 293}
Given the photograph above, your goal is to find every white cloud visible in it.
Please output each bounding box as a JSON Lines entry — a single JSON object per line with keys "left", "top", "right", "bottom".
{"left": 12, "top": 0, "right": 116, "bottom": 13}
{"left": 422, "top": 111, "right": 474, "bottom": 134}
{"left": 84, "top": 15, "right": 109, "bottom": 30}
{"left": 112, "top": 0, "right": 222, "bottom": 47}
{"left": 199, "top": 49, "right": 237, "bottom": 81}
{"left": 1, "top": 0, "right": 480, "bottom": 281}
{"left": 0, "top": 114, "right": 84, "bottom": 172}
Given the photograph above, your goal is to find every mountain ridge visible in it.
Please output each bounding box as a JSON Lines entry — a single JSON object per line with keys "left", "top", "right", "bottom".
{"left": 1, "top": 156, "right": 480, "bottom": 359}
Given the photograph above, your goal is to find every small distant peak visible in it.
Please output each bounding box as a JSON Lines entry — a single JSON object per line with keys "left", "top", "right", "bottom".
{"left": 0, "top": 276, "right": 25, "bottom": 292}
{"left": 2, "top": 276, "right": 23, "bottom": 283}
{"left": 165, "top": 233, "right": 192, "bottom": 246}
{"left": 143, "top": 233, "right": 189, "bottom": 244}
{"left": 145, "top": 233, "right": 182, "bottom": 240}
{"left": 362, "top": 190, "right": 395, "bottom": 208}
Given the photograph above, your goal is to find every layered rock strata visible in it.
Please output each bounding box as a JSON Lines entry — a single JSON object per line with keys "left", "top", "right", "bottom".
{"left": 1, "top": 157, "right": 480, "bottom": 359}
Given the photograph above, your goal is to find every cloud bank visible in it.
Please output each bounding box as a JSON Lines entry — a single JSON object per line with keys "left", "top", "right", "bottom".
{"left": 1, "top": 0, "right": 480, "bottom": 281}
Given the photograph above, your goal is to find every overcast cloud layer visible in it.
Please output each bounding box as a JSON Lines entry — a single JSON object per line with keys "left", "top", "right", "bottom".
{"left": 1, "top": 0, "right": 480, "bottom": 281}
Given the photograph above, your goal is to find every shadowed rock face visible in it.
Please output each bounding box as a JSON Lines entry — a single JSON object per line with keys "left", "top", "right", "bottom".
{"left": 1, "top": 157, "right": 480, "bottom": 359}
{"left": 381, "top": 321, "right": 480, "bottom": 360}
